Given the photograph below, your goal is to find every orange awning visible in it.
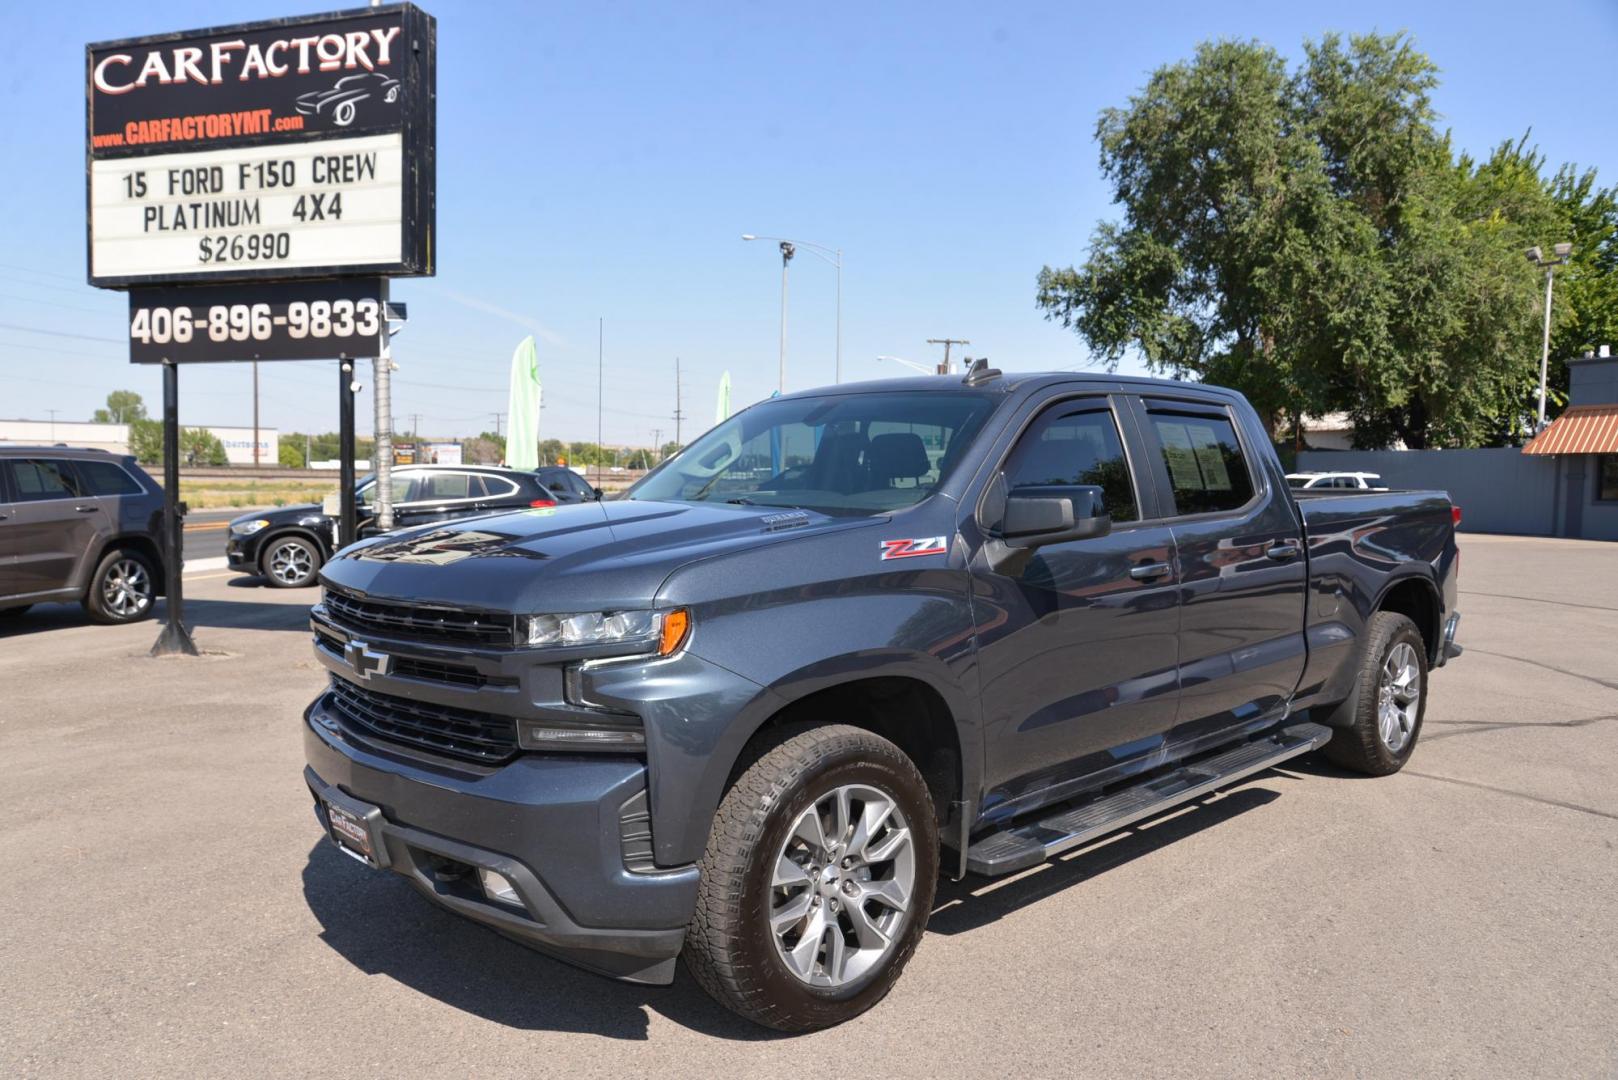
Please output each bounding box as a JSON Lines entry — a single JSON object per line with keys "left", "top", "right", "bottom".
{"left": 1523, "top": 404, "right": 1618, "bottom": 455}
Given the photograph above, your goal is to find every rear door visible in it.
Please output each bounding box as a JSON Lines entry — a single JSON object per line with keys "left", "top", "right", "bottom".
{"left": 2, "top": 458, "right": 106, "bottom": 596}
{"left": 1131, "top": 396, "right": 1307, "bottom": 751}
{"left": 969, "top": 392, "right": 1183, "bottom": 822}
{"left": 394, "top": 470, "right": 488, "bottom": 529}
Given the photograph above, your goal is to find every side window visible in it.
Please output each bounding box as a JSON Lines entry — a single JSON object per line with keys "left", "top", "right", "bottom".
{"left": 361, "top": 472, "right": 419, "bottom": 506}
{"left": 421, "top": 472, "right": 474, "bottom": 501}
{"left": 484, "top": 477, "right": 519, "bottom": 499}
{"left": 1146, "top": 411, "right": 1255, "bottom": 515}
{"left": 568, "top": 472, "right": 595, "bottom": 497}
{"left": 77, "top": 459, "right": 144, "bottom": 496}
{"left": 9, "top": 459, "right": 86, "bottom": 502}
{"left": 1002, "top": 405, "right": 1139, "bottom": 523}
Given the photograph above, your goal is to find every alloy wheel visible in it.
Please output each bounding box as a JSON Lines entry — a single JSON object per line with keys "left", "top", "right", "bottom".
{"left": 1377, "top": 641, "right": 1421, "bottom": 752}
{"left": 103, "top": 558, "right": 152, "bottom": 617}
{"left": 269, "top": 542, "right": 314, "bottom": 585}
{"left": 769, "top": 784, "right": 915, "bottom": 988}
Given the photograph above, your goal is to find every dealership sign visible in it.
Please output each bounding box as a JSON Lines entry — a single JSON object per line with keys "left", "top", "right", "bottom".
{"left": 86, "top": 4, "right": 435, "bottom": 288}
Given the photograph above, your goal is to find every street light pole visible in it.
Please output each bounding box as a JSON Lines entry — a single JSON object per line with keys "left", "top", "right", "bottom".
{"left": 744, "top": 234, "right": 839, "bottom": 389}
{"left": 777, "top": 242, "right": 793, "bottom": 393}
{"left": 1527, "top": 243, "right": 1573, "bottom": 431}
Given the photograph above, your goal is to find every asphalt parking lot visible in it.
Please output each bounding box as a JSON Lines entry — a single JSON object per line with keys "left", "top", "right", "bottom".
{"left": 2, "top": 534, "right": 1614, "bottom": 1078}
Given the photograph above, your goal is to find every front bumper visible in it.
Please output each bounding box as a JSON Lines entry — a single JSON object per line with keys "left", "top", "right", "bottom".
{"left": 303, "top": 693, "right": 699, "bottom": 984}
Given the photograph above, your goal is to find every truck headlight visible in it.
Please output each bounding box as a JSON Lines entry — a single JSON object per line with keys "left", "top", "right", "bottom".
{"left": 231, "top": 518, "right": 271, "bottom": 536}
{"left": 525, "top": 608, "right": 688, "bottom": 655}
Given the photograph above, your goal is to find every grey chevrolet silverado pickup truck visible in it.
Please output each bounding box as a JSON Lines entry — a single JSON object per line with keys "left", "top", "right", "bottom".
{"left": 303, "top": 364, "right": 1461, "bottom": 1030}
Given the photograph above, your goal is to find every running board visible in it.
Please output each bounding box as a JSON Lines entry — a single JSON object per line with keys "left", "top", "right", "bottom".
{"left": 964, "top": 722, "right": 1331, "bottom": 876}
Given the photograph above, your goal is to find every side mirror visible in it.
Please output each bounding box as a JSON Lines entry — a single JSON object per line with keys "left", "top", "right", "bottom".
{"left": 593, "top": 487, "right": 605, "bottom": 500}
{"left": 986, "top": 484, "right": 1111, "bottom": 574}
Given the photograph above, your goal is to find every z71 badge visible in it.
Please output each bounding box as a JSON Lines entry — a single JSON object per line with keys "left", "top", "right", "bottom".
{"left": 879, "top": 536, "right": 948, "bottom": 560}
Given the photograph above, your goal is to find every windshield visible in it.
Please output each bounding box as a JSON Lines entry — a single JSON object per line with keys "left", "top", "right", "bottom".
{"left": 1286, "top": 476, "right": 1312, "bottom": 489}
{"left": 628, "top": 390, "right": 997, "bottom": 515}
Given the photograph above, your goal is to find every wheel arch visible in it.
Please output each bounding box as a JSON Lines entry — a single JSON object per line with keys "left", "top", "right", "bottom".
{"left": 86, "top": 533, "right": 166, "bottom": 597}
{"left": 1373, "top": 573, "right": 1442, "bottom": 665}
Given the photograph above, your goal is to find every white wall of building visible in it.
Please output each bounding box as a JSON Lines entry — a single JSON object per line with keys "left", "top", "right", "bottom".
{"left": 0, "top": 418, "right": 278, "bottom": 465}
{"left": 0, "top": 419, "right": 129, "bottom": 454}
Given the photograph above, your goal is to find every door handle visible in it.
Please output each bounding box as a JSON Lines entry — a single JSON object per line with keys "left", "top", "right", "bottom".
{"left": 1266, "top": 541, "right": 1301, "bottom": 560}
{"left": 1129, "top": 562, "right": 1171, "bottom": 581}
{"left": 74, "top": 505, "right": 99, "bottom": 514}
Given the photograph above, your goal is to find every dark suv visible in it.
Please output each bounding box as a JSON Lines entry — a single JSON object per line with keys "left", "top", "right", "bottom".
{"left": 0, "top": 446, "right": 165, "bottom": 623}
{"left": 229, "top": 464, "right": 597, "bottom": 588}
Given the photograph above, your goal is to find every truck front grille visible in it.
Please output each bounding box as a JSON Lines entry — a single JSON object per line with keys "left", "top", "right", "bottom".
{"left": 327, "top": 678, "right": 518, "bottom": 764}
{"left": 323, "top": 586, "right": 517, "bottom": 648}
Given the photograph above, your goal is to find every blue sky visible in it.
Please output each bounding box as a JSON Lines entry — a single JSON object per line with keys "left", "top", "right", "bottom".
{"left": 3, "top": 0, "right": 1616, "bottom": 445}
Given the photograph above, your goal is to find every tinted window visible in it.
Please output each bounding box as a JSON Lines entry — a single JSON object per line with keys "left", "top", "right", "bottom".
{"left": 484, "top": 476, "right": 519, "bottom": 499}
{"left": 1148, "top": 412, "right": 1255, "bottom": 515}
{"left": 566, "top": 472, "right": 595, "bottom": 497}
{"left": 1003, "top": 406, "right": 1139, "bottom": 523}
{"left": 9, "top": 459, "right": 85, "bottom": 501}
{"left": 420, "top": 472, "right": 474, "bottom": 501}
{"left": 77, "top": 459, "right": 144, "bottom": 496}
{"left": 1286, "top": 476, "right": 1310, "bottom": 489}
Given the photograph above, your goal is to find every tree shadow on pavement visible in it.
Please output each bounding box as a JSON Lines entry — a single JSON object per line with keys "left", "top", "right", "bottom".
{"left": 928, "top": 785, "right": 1281, "bottom": 936}
{"left": 300, "top": 841, "right": 783, "bottom": 1042}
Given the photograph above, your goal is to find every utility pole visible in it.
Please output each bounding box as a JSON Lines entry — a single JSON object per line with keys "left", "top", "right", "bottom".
{"left": 651, "top": 428, "right": 663, "bottom": 463}
{"left": 926, "top": 337, "right": 970, "bottom": 375}
{"left": 491, "top": 412, "right": 504, "bottom": 438}
{"left": 673, "top": 357, "right": 686, "bottom": 448}
{"left": 252, "top": 360, "right": 260, "bottom": 467}
{"left": 47, "top": 408, "right": 59, "bottom": 442}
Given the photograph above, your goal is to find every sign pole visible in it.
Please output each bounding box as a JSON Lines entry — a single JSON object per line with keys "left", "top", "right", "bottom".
{"left": 150, "top": 359, "right": 198, "bottom": 657}
{"left": 339, "top": 360, "right": 357, "bottom": 548}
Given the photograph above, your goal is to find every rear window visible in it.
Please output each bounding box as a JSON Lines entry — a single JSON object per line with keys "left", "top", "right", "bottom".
{"left": 1148, "top": 412, "right": 1255, "bottom": 515}
{"left": 7, "top": 459, "right": 86, "bottom": 501}
{"left": 421, "top": 472, "right": 474, "bottom": 501}
{"left": 77, "top": 459, "right": 145, "bottom": 496}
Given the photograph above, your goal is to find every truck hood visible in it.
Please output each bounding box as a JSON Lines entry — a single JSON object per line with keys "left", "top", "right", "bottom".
{"left": 319, "top": 498, "right": 878, "bottom": 613}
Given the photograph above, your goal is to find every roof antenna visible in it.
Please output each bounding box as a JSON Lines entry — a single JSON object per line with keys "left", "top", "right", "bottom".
{"left": 962, "top": 356, "right": 1001, "bottom": 386}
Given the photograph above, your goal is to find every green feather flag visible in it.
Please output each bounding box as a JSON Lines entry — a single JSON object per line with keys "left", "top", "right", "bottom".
{"left": 716, "top": 370, "right": 732, "bottom": 425}
{"left": 507, "top": 336, "right": 541, "bottom": 469}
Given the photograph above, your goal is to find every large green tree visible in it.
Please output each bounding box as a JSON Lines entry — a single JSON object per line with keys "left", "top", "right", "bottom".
{"left": 93, "top": 390, "right": 147, "bottom": 424}
{"left": 1036, "top": 32, "right": 1598, "bottom": 449}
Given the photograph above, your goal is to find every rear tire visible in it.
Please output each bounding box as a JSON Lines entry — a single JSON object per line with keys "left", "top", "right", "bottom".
{"left": 261, "top": 535, "right": 323, "bottom": 588}
{"left": 83, "top": 548, "right": 157, "bottom": 625}
{"left": 683, "top": 723, "right": 939, "bottom": 1032}
{"left": 1322, "top": 611, "right": 1427, "bottom": 775}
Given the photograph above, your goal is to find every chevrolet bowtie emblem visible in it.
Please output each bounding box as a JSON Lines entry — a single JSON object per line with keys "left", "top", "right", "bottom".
{"left": 344, "top": 639, "right": 392, "bottom": 681}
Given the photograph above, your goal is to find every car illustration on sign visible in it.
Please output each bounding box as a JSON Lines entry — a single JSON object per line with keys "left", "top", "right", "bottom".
{"left": 295, "top": 72, "right": 400, "bottom": 128}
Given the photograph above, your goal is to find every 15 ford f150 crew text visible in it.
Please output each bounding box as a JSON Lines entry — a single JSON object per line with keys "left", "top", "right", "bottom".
{"left": 302, "top": 364, "right": 1462, "bottom": 1031}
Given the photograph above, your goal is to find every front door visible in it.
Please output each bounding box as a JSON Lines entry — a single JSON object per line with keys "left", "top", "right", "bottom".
{"left": 969, "top": 395, "right": 1182, "bottom": 826}
{"left": 1, "top": 458, "right": 107, "bottom": 597}
{"left": 1133, "top": 397, "right": 1308, "bottom": 751}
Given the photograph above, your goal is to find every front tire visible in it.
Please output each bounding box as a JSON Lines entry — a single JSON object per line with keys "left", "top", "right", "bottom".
{"left": 1322, "top": 611, "right": 1428, "bottom": 775}
{"left": 683, "top": 724, "right": 939, "bottom": 1032}
{"left": 261, "top": 535, "right": 323, "bottom": 588}
{"left": 83, "top": 548, "right": 156, "bottom": 625}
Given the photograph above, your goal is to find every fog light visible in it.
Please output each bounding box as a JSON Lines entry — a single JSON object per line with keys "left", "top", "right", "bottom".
{"left": 479, "top": 868, "right": 522, "bottom": 908}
